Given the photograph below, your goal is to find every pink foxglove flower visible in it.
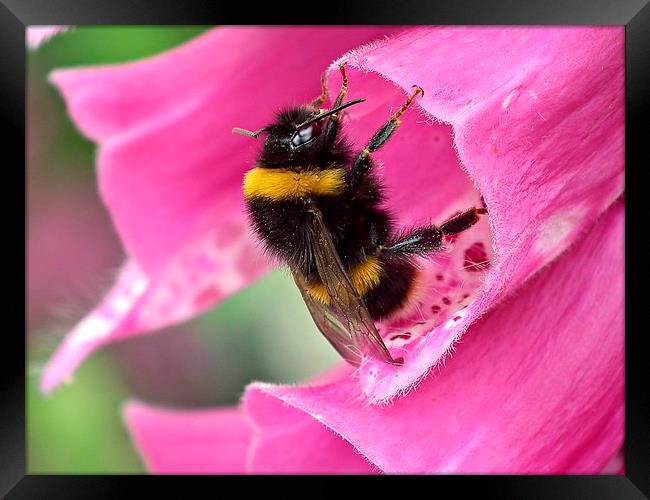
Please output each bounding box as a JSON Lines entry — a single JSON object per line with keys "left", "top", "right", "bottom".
{"left": 42, "top": 26, "right": 623, "bottom": 473}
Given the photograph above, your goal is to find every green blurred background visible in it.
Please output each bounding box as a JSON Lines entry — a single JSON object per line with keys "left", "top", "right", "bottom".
{"left": 27, "top": 26, "right": 340, "bottom": 474}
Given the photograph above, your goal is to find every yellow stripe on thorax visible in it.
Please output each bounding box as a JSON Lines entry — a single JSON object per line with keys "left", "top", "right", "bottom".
{"left": 305, "top": 256, "right": 383, "bottom": 306}
{"left": 243, "top": 167, "right": 346, "bottom": 201}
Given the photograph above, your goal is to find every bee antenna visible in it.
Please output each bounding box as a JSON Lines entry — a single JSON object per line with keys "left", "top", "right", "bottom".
{"left": 296, "top": 98, "right": 366, "bottom": 128}
{"left": 232, "top": 127, "right": 266, "bottom": 139}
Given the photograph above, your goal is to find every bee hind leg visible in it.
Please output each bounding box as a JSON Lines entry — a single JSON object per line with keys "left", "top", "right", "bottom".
{"left": 381, "top": 226, "right": 444, "bottom": 255}
{"left": 440, "top": 207, "right": 487, "bottom": 236}
{"left": 382, "top": 207, "right": 487, "bottom": 255}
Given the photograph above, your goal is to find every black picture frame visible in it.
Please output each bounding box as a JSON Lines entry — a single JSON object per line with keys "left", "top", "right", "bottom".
{"left": 5, "top": 0, "right": 648, "bottom": 497}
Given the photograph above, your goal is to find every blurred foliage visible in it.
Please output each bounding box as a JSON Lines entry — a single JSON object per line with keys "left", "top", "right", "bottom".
{"left": 28, "top": 26, "right": 339, "bottom": 474}
{"left": 27, "top": 357, "right": 145, "bottom": 474}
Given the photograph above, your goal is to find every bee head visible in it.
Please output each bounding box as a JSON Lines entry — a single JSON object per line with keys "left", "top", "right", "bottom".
{"left": 233, "top": 98, "right": 365, "bottom": 168}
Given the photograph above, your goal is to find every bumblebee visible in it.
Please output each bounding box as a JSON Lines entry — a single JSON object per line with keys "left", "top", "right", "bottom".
{"left": 234, "top": 65, "right": 485, "bottom": 366}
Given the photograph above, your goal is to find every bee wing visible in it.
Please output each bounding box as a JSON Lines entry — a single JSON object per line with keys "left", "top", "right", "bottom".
{"left": 293, "top": 272, "right": 366, "bottom": 365}
{"left": 291, "top": 204, "right": 402, "bottom": 367}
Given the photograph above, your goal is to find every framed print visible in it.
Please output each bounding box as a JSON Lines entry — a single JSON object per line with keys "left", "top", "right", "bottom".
{"left": 4, "top": 0, "right": 648, "bottom": 497}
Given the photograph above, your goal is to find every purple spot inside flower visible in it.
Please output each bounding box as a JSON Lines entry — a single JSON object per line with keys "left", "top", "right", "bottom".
{"left": 464, "top": 242, "right": 490, "bottom": 272}
{"left": 458, "top": 293, "right": 471, "bottom": 304}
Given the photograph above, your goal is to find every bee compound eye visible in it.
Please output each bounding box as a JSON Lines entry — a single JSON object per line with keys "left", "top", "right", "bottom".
{"left": 291, "top": 125, "right": 314, "bottom": 147}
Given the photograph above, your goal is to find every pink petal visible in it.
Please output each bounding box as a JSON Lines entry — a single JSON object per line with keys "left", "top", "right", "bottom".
{"left": 42, "top": 27, "right": 406, "bottom": 392}
{"left": 27, "top": 25, "right": 70, "bottom": 49}
{"left": 312, "top": 26, "right": 623, "bottom": 402}
{"left": 245, "top": 201, "right": 624, "bottom": 473}
{"left": 40, "top": 227, "right": 271, "bottom": 392}
{"left": 246, "top": 388, "right": 377, "bottom": 473}
{"left": 41, "top": 260, "right": 144, "bottom": 392}
{"left": 124, "top": 400, "right": 252, "bottom": 474}
{"left": 124, "top": 398, "right": 376, "bottom": 474}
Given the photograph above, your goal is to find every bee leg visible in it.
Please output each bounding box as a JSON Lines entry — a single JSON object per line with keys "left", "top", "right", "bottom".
{"left": 332, "top": 63, "right": 349, "bottom": 107}
{"left": 350, "top": 85, "right": 423, "bottom": 189}
{"left": 440, "top": 207, "right": 487, "bottom": 236}
{"left": 382, "top": 207, "right": 486, "bottom": 255}
{"left": 310, "top": 68, "right": 330, "bottom": 108}
{"left": 311, "top": 63, "right": 348, "bottom": 108}
{"left": 381, "top": 226, "right": 444, "bottom": 255}
{"left": 324, "top": 64, "right": 349, "bottom": 141}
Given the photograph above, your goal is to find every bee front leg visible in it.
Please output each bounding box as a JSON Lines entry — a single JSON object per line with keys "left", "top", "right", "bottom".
{"left": 311, "top": 64, "right": 348, "bottom": 109}
{"left": 323, "top": 64, "right": 350, "bottom": 143}
{"left": 310, "top": 68, "right": 330, "bottom": 108}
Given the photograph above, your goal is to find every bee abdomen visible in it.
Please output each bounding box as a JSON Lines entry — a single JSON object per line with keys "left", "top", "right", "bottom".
{"left": 305, "top": 253, "right": 417, "bottom": 321}
{"left": 304, "top": 256, "right": 383, "bottom": 305}
{"left": 364, "top": 254, "right": 417, "bottom": 320}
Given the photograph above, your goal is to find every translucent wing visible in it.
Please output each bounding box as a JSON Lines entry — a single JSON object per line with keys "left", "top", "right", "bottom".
{"left": 292, "top": 203, "right": 402, "bottom": 367}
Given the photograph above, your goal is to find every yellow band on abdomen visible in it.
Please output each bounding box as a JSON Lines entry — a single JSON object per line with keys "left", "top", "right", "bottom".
{"left": 305, "top": 256, "right": 383, "bottom": 306}
{"left": 243, "top": 167, "right": 346, "bottom": 201}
